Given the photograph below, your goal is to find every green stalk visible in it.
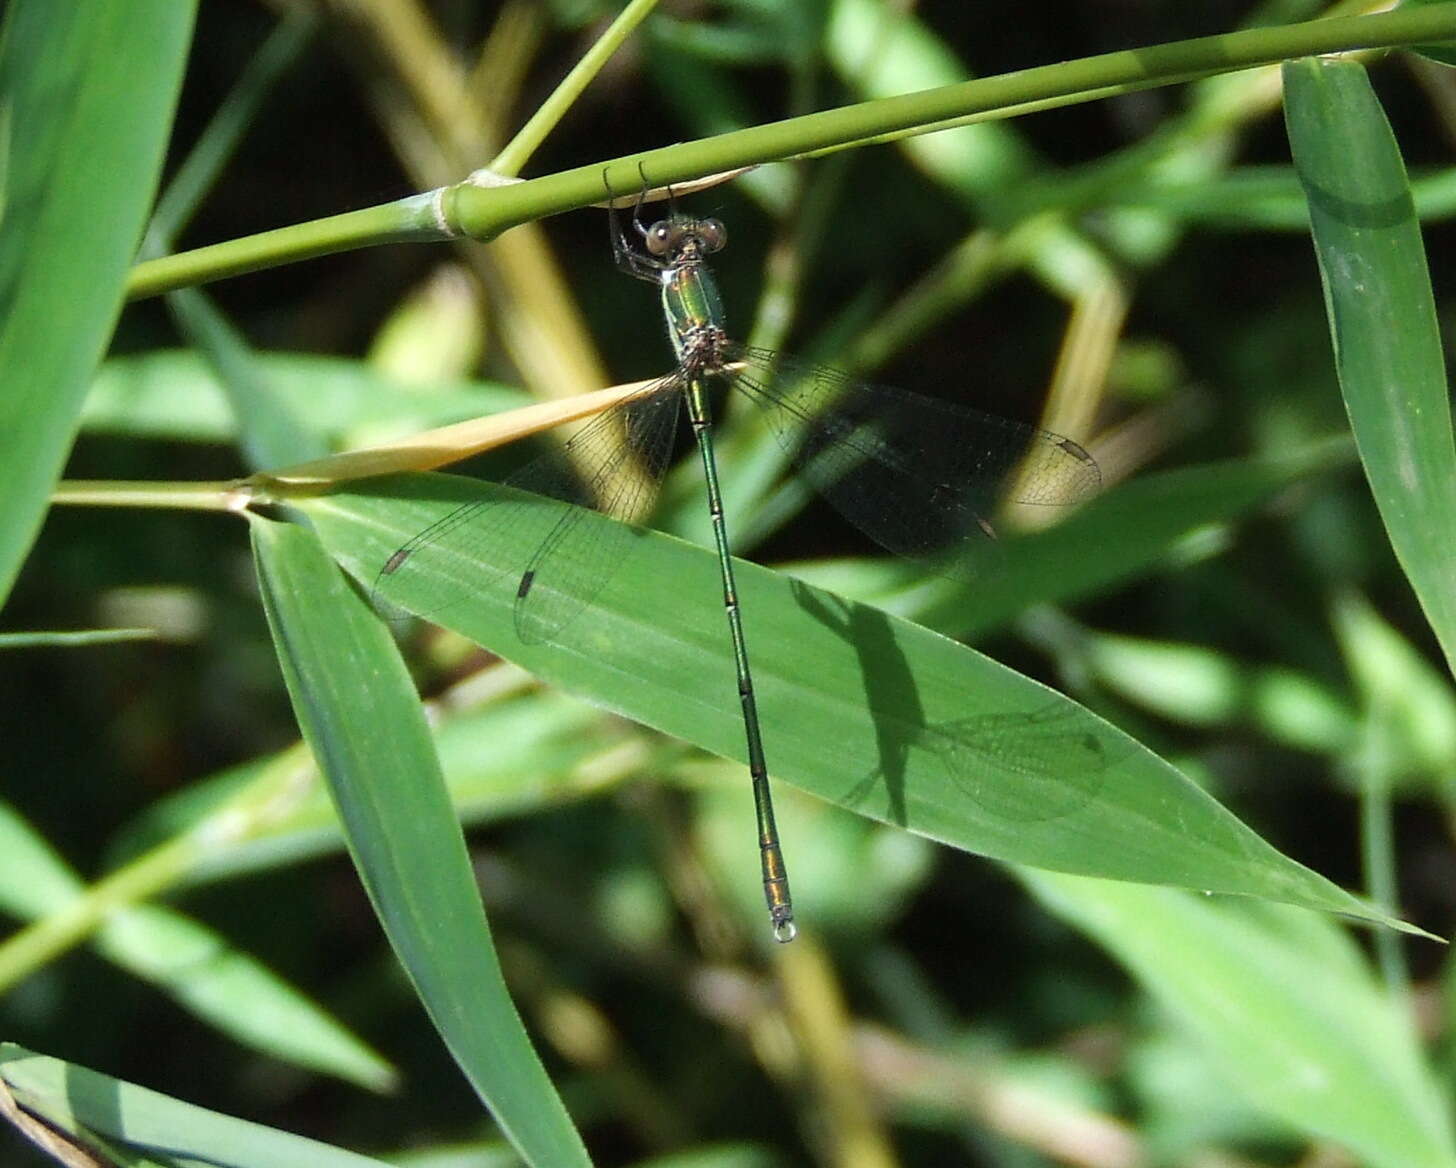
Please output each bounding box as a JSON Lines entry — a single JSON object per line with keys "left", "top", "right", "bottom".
{"left": 50, "top": 480, "right": 252, "bottom": 511}
{"left": 488, "top": 0, "right": 662, "bottom": 178}
{"left": 126, "top": 5, "right": 1456, "bottom": 301}
{"left": 127, "top": 195, "right": 451, "bottom": 300}
{"left": 0, "top": 740, "right": 319, "bottom": 992}
{"left": 0, "top": 629, "right": 154, "bottom": 647}
{"left": 797, "top": 68, "right": 1220, "bottom": 160}
{"left": 0, "top": 835, "right": 203, "bottom": 992}
{"left": 461, "top": 6, "right": 1456, "bottom": 234}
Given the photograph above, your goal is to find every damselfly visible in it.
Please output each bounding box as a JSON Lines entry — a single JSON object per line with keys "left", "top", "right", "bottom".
{"left": 376, "top": 183, "right": 1101, "bottom": 942}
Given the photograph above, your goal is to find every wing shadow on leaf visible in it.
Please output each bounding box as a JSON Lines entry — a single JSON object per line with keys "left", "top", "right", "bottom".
{"left": 788, "top": 580, "right": 1109, "bottom": 830}
{"left": 354, "top": 472, "right": 660, "bottom": 647}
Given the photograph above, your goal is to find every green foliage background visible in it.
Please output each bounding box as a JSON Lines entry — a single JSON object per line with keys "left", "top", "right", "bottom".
{"left": 4, "top": 1, "right": 1456, "bottom": 1166}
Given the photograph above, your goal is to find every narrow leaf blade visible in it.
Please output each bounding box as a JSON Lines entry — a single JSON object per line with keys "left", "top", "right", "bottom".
{"left": 1285, "top": 58, "right": 1456, "bottom": 674}
{"left": 250, "top": 517, "right": 590, "bottom": 1168}
{"left": 302, "top": 478, "right": 1402, "bottom": 930}
{"left": 0, "top": 1044, "right": 391, "bottom": 1168}
{"left": 1025, "top": 875, "right": 1456, "bottom": 1168}
{"left": 0, "top": 799, "right": 395, "bottom": 1092}
{"left": 0, "top": 0, "right": 195, "bottom": 603}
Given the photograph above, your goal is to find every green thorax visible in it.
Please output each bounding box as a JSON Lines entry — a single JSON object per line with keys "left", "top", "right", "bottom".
{"left": 660, "top": 258, "right": 726, "bottom": 364}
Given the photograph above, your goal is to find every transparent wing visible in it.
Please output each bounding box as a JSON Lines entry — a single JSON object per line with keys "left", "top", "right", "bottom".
{"left": 929, "top": 704, "right": 1109, "bottom": 822}
{"left": 373, "top": 379, "right": 684, "bottom": 645}
{"left": 728, "top": 345, "right": 1100, "bottom": 577}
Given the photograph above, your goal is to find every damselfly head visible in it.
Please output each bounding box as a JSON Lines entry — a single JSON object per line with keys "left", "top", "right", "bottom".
{"left": 642, "top": 217, "right": 726, "bottom": 259}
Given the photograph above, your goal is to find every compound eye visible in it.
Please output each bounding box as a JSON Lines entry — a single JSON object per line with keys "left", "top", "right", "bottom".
{"left": 644, "top": 221, "right": 675, "bottom": 256}
{"left": 698, "top": 219, "right": 726, "bottom": 252}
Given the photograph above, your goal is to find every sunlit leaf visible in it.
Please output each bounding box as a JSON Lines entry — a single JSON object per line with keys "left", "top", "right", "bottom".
{"left": 251, "top": 517, "right": 590, "bottom": 1168}
{"left": 300, "top": 476, "right": 1402, "bottom": 929}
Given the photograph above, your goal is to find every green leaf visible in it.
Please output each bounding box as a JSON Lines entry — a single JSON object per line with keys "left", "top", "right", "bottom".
{"left": 250, "top": 517, "right": 590, "bottom": 1168}
{"left": 1332, "top": 590, "right": 1456, "bottom": 791}
{"left": 168, "top": 289, "right": 328, "bottom": 470}
{"left": 1106, "top": 165, "right": 1456, "bottom": 232}
{"left": 823, "top": 0, "right": 1035, "bottom": 197}
{"left": 1284, "top": 58, "right": 1456, "bottom": 676}
{"left": 914, "top": 442, "right": 1352, "bottom": 641}
{"left": 1024, "top": 875, "right": 1456, "bottom": 1168}
{"left": 300, "top": 476, "right": 1403, "bottom": 928}
{"left": 115, "top": 692, "right": 629, "bottom": 884}
{"left": 107, "top": 906, "right": 398, "bottom": 1094}
{"left": 0, "top": 800, "right": 396, "bottom": 1093}
{"left": 83, "top": 350, "right": 520, "bottom": 446}
{"left": 1081, "top": 629, "right": 1357, "bottom": 753}
{"left": 0, "top": 0, "right": 195, "bottom": 604}
{"left": 1399, "top": 0, "right": 1456, "bottom": 67}
{"left": 0, "top": 1044, "right": 392, "bottom": 1168}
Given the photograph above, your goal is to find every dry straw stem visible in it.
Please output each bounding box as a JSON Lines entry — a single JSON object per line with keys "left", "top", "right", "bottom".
{"left": 252, "top": 376, "right": 663, "bottom": 490}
